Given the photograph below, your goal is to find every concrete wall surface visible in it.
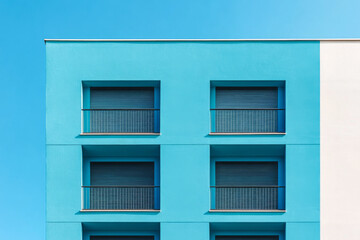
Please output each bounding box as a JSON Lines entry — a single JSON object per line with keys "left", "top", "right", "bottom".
{"left": 46, "top": 41, "right": 320, "bottom": 240}
{"left": 320, "top": 41, "right": 360, "bottom": 240}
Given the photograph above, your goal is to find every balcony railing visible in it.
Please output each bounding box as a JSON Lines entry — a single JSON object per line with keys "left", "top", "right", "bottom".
{"left": 215, "top": 236, "right": 279, "bottom": 240}
{"left": 82, "top": 186, "right": 160, "bottom": 210}
{"left": 210, "top": 186, "right": 285, "bottom": 210}
{"left": 210, "top": 109, "right": 285, "bottom": 133}
{"left": 82, "top": 109, "right": 160, "bottom": 133}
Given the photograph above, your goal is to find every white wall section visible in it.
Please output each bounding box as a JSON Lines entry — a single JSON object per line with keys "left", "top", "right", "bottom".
{"left": 321, "top": 41, "right": 360, "bottom": 240}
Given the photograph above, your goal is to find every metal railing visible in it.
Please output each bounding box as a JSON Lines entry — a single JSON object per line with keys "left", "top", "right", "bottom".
{"left": 210, "top": 186, "right": 285, "bottom": 210}
{"left": 215, "top": 236, "right": 279, "bottom": 240}
{"left": 82, "top": 186, "right": 160, "bottom": 210}
{"left": 90, "top": 237, "right": 155, "bottom": 240}
{"left": 210, "top": 109, "right": 285, "bottom": 133}
{"left": 82, "top": 109, "right": 160, "bottom": 133}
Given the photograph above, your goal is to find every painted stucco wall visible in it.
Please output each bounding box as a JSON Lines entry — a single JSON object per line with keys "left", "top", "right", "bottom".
{"left": 46, "top": 41, "right": 320, "bottom": 240}
{"left": 320, "top": 41, "right": 360, "bottom": 240}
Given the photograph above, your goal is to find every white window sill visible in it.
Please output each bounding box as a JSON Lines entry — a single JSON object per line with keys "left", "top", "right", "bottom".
{"left": 209, "top": 132, "right": 286, "bottom": 136}
{"left": 80, "top": 133, "right": 161, "bottom": 136}
{"left": 209, "top": 209, "right": 286, "bottom": 213}
{"left": 80, "top": 209, "right": 161, "bottom": 212}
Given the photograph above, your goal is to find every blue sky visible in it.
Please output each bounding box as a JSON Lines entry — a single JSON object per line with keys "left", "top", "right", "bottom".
{"left": 0, "top": 0, "right": 359, "bottom": 239}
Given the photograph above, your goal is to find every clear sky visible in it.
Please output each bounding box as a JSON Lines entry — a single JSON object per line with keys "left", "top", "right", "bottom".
{"left": 0, "top": 0, "right": 359, "bottom": 239}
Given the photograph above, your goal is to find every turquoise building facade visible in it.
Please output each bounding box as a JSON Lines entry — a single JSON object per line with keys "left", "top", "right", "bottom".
{"left": 46, "top": 40, "right": 320, "bottom": 240}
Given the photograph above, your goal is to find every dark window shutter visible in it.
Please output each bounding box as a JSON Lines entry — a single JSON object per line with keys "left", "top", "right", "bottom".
{"left": 216, "top": 236, "right": 279, "bottom": 240}
{"left": 214, "top": 87, "right": 279, "bottom": 133}
{"left": 91, "top": 162, "right": 154, "bottom": 186}
{"left": 215, "top": 162, "right": 279, "bottom": 210}
{"left": 216, "top": 162, "right": 278, "bottom": 186}
{"left": 89, "top": 162, "right": 155, "bottom": 209}
{"left": 90, "top": 87, "right": 154, "bottom": 109}
{"left": 88, "top": 87, "right": 156, "bottom": 133}
{"left": 216, "top": 87, "right": 278, "bottom": 109}
{"left": 91, "top": 237, "right": 154, "bottom": 240}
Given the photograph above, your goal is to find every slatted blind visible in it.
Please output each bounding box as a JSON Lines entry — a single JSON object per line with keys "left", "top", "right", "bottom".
{"left": 215, "top": 162, "right": 279, "bottom": 210}
{"left": 88, "top": 87, "right": 156, "bottom": 133}
{"left": 216, "top": 236, "right": 279, "bottom": 240}
{"left": 214, "top": 87, "right": 279, "bottom": 133}
{"left": 91, "top": 236, "right": 154, "bottom": 240}
{"left": 90, "top": 87, "right": 154, "bottom": 109}
{"left": 216, "top": 87, "right": 278, "bottom": 109}
{"left": 91, "top": 162, "right": 154, "bottom": 186}
{"left": 216, "top": 162, "right": 278, "bottom": 186}
{"left": 89, "top": 162, "right": 155, "bottom": 209}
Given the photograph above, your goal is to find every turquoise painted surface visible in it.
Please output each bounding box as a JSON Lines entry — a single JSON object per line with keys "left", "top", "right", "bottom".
{"left": 46, "top": 222, "right": 82, "bottom": 240}
{"left": 46, "top": 41, "right": 320, "bottom": 145}
{"left": 46, "top": 41, "right": 320, "bottom": 239}
{"left": 161, "top": 223, "right": 209, "bottom": 240}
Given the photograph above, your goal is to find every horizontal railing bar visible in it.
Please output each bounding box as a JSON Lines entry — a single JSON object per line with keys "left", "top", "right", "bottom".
{"left": 82, "top": 185, "right": 159, "bottom": 188}
{"left": 210, "top": 108, "right": 285, "bottom": 110}
{"left": 82, "top": 108, "right": 160, "bottom": 111}
{"left": 211, "top": 185, "right": 284, "bottom": 188}
{"left": 83, "top": 108, "right": 282, "bottom": 110}
{"left": 209, "top": 132, "right": 286, "bottom": 134}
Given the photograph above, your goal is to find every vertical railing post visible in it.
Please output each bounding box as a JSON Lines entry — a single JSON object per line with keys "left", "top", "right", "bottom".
{"left": 81, "top": 187, "right": 84, "bottom": 210}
